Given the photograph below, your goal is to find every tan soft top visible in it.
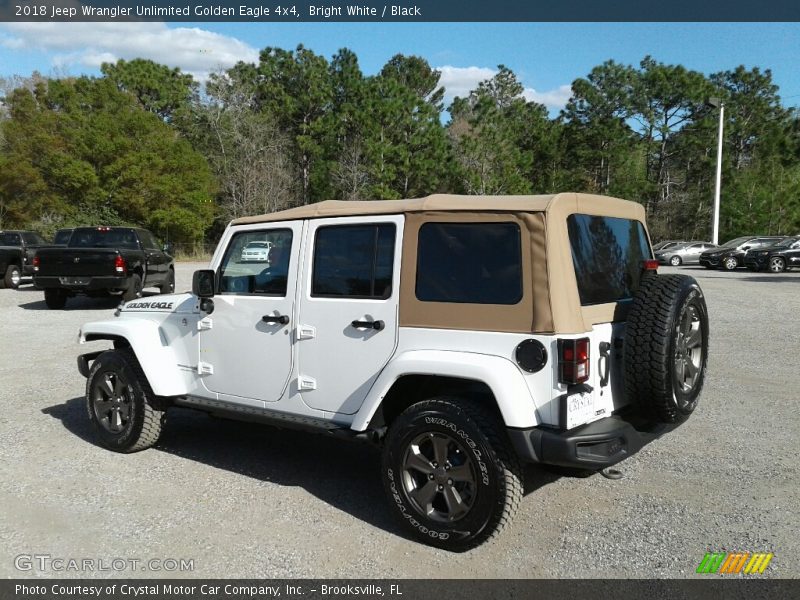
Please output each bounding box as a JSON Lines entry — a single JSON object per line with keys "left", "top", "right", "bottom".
{"left": 231, "top": 193, "right": 645, "bottom": 225}
{"left": 231, "top": 192, "right": 648, "bottom": 335}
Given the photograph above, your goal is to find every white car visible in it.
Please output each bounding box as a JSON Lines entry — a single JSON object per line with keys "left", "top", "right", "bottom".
{"left": 77, "top": 193, "right": 709, "bottom": 551}
{"left": 240, "top": 240, "right": 272, "bottom": 262}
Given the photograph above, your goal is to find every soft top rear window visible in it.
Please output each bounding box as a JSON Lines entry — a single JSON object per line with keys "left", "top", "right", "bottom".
{"left": 567, "top": 214, "right": 651, "bottom": 306}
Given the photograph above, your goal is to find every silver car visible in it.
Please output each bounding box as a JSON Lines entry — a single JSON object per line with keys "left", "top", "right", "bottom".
{"left": 656, "top": 241, "right": 718, "bottom": 266}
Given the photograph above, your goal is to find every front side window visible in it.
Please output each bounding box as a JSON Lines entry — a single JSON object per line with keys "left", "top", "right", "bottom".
{"left": 312, "top": 224, "right": 396, "bottom": 299}
{"left": 568, "top": 214, "right": 651, "bottom": 306}
{"left": 218, "top": 229, "right": 293, "bottom": 296}
{"left": 415, "top": 222, "right": 523, "bottom": 305}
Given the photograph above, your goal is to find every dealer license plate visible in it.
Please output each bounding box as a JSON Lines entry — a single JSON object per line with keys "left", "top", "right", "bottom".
{"left": 60, "top": 277, "right": 90, "bottom": 286}
{"left": 565, "top": 391, "right": 595, "bottom": 430}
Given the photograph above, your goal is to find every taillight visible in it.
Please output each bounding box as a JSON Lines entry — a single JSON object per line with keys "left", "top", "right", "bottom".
{"left": 643, "top": 259, "right": 659, "bottom": 271}
{"left": 114, "top": 255, "right": 127, "bottom": 274}
{"left": 33, "top": 256, "right": 40, "bottom": 272}
{"left": 558, "top": 338, "right": 590, "bottom": 385}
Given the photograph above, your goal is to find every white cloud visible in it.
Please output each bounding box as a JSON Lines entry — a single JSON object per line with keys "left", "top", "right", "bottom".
{"left": 522, "top": 84, "right": 572, "bottom": 110}
{"left": 0, "top": 22, "right": 258, "bottom": 82}
{"left": 436, "top": 65, "right": 496, "bottom": 102}
{"left": 436, "top": 64, "right": 571, "bottom": 111}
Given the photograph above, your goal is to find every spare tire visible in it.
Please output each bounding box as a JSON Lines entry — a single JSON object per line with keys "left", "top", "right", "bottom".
{"left": 624, "top": 274, "right": 709, "bottom": 423}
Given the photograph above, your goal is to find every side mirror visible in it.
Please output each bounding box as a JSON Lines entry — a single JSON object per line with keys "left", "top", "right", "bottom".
{"left": 192, "top": 269, "right": 215, "bottom": 298}
{"left": 742, "top": 246, "right": 750, "bottom": 250}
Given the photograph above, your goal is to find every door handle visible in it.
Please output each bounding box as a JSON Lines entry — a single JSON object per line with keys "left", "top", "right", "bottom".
{"left": 351, "top": 319, "right": 385, "bottom": 331}
{"left": 599, "top": 341, "right": 611, "bottom": 387}
{"left": 262, "top": 314, "right": 289, "bottom": 325}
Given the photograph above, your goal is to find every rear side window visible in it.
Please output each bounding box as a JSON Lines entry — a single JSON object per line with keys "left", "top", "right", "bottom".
{"left": 416, "top": 222, "right": 522, "bottom": 305}
{"left": 567, "top": 214, "right": 651, "bottom": 306}
{"left": 312, "top": 224, "right": 396, "bottom": 299}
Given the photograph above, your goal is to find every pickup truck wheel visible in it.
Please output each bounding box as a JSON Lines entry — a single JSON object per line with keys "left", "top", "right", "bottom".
{"left": 382, "top": 397, "right": 522, "bottom": 552}
{"left": 122, "top": 274, "right": 143, "bottom": 301}
{"left": 86, "top": 349, "right": 165, "bottom": 453}
{"left": 44, "top": 288, "right": 67, "bottom": 309}
{"left": 624, "top": 274, "right": 709, "bottom": 423}
{"left": 159, "top": 268, "right": 175, "bottom": 294}
{"left": 4, "top": 264, "right": 21, "bottom": 289}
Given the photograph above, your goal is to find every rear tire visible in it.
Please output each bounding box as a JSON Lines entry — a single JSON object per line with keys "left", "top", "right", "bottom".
{"left": 4, "top": 264, "right": 21, "bottom": 289}
{"left": 159, "top": 268, "right": 175, "bottom": 294}
{"left": 624, "top": 274, "right": 709, "bottom": 423}
{"left": 86, "top": 349, "right": 165, "bottom": 452}
{"left": 122, "top": 274, "right": 143, "bottom": 301}
{"left": 381, "top": 397, "right": 522, "bottom": 551}
{"left": 44, "top": 288, "right": 67, "bottom": 309}
{"left": 769, "top": 257, "right": 786, "bottom": 273}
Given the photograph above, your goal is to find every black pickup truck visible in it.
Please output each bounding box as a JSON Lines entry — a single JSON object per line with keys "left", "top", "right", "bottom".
{"left": 0, "top": 230, "right": 50, "bottom": 289}
{"left": 33, "top": 226, "right": 174, "bottom": 309}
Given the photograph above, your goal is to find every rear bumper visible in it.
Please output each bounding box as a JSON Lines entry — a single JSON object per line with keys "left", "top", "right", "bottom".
{"left": 34, "top": 275, "right": 129, "bottom": 292}
{"left": 508, "top": 412, "right": 676, "bottom": 470}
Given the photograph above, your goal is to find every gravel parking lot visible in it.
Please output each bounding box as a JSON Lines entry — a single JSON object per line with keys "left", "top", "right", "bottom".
{"left": 1, "top": 264, "right": 798, "bottom": 578}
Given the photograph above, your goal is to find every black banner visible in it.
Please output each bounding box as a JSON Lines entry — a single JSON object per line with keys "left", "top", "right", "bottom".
{"left": 1, "top": 0, "right": 800, "bottom": 22}
{"left": 1, "top": 580, "right": 799, "bottom": 600}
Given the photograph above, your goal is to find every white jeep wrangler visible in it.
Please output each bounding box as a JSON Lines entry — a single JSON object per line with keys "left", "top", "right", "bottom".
{"left": 77, "top": 193, "right": 709, "bottom": 551}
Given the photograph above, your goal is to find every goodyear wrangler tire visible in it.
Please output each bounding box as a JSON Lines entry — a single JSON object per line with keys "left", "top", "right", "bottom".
{"left": 86, "top": 349, "right": 166, "bottom": 452}
{"left": 624, "top": 274, "right": 709, "bottom": 424}
{"left": 381, "top": 397, "right": 522, "bottom": 552}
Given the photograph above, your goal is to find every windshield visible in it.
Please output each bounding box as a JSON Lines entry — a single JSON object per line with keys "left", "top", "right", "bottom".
{"left": 720, "top": 236, "right": 752, "bottom": 248}
{"left": 69, "top": 229, "right": 139, "bottom": 250}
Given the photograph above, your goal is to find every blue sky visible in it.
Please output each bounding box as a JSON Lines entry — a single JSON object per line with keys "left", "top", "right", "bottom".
{"left": 2, "top": 22, "right": 800, "bottom": 113}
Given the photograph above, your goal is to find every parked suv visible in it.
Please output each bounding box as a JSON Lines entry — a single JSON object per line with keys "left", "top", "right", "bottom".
{"left": 76, "top": 194, "right": 709, "bottom": 551}
{"left": 699, "top": 236, "right": 786, "bottom": 270}
{"left": 744, "top": 235, "right": 800, "bottom": 272}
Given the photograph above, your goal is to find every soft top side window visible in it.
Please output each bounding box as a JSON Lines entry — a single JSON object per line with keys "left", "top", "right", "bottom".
{"left": 415, "top": 222, "right": 522, "bottom": 305}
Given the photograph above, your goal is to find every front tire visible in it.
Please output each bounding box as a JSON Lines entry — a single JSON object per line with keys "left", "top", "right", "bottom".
{"left": 44, "top": 288, "right": 67, "bottom": 309}
{"left": 4, "top": 264, "right": 21, "bottom": 289}
{"left": 722, "top": 256, "right": 738, "bottom": 271}
{"left": 86, "top": 349, "right": 165, "bottom": 452}
{"left": 669, "top": 256, "right": 682, "bottom": 266}
{"left": 382, "top": 398, "right": 522, "bottom": 551}
{"left": 624, "top": 274, "right": 709, "bottom": 423}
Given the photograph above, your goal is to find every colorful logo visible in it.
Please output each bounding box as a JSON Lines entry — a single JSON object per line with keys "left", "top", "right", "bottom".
{"left": 697, "top": 552, "right": 774, "bottom": 574}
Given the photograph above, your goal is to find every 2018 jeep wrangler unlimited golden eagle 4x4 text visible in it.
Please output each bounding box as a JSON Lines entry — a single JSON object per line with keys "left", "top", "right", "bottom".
{"left": 77, "top": 193, "right": 709, "bottom": 551}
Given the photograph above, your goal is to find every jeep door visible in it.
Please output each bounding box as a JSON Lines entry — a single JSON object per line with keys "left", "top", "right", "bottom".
{"left": 198, "top": 224, "right": 300, "bottom": 406}
{"left": 297, "top": 215, "right": 403, "bottom": 415}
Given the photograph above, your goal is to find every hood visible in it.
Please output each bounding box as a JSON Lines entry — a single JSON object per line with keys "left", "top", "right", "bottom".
{"left": 120, "top": 293, "right": 197, "bottom": 314}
